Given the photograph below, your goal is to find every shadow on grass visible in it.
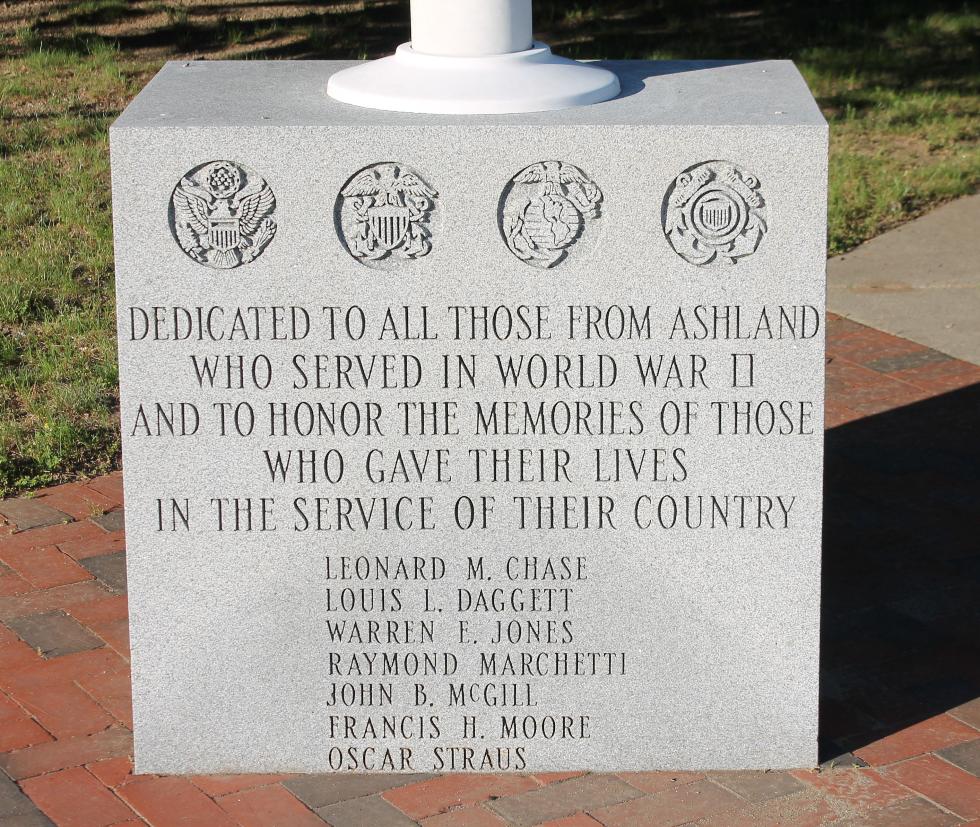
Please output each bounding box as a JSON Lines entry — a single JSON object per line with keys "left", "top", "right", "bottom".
{"left": 23, "top": 0, "right": 979, "bottom": 96}
{"left": 819, "top": 382, "right": 980, "bottom": 761}
{"left": 27, "top": 1, "right": 405, "bottom": 60}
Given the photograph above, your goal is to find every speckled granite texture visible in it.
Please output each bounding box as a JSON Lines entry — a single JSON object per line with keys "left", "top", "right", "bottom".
{"left": 111, "top": 59, "right": 827, "bottom": 773}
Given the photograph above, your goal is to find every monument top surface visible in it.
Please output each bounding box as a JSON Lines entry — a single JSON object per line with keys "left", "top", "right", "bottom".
{"left": 113, "top": 59, "right": 826, "bottom": 130}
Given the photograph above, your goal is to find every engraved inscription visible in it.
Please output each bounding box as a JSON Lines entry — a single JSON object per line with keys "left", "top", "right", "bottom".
{"left": 337, "top": 163, "right": 438, "bottom": 269}
{"left": 170, "top": 160, "right": 277, "bottom": 269}
{"left": 663, "top": 160, "right": 768, "bottom": 266}
{"left": 500, "top": 161, "right": 603, "bottom": 269}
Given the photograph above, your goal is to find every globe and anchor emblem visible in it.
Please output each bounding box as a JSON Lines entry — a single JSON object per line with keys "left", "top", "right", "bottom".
{"left": 500, "top": 161, "right": 603, "bottom": 269}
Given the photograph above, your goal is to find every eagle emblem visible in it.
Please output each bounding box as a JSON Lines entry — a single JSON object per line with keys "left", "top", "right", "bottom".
{"left": 500, "top": 161, "right": 603, "bottom": 269}
{"left": 663, "top": 160, "right": 768, "bottom": 266}
{"left": 170, "top": 160, "right": 277, "bottom": 269}
{"left": 337, "top": 163, "right": 438, "bottom": 267}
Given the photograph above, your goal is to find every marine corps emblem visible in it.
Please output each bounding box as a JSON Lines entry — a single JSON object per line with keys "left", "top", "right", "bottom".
{"left": 499, "top": 161, "right": 603, "bottom": 269}
{"left": 663, "top": 160, "right": 768, "bottom": 266}
{"left": 336, "top": 163, "right": 438, "bottom": 268}
{"left": 169, "top": 160, "right": 277, "bottom": 269}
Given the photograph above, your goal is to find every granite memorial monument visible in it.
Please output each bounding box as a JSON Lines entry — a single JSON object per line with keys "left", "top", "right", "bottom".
{"left": 110, "top": 0, "right": 827, "bottom": 773}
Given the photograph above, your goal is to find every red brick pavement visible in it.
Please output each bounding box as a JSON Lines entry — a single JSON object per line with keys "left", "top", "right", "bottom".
{"left": 0, "top": 313, "right": 978, "bottom": 826}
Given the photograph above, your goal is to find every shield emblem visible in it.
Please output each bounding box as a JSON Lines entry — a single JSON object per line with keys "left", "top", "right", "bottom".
{"left": 369, "top": 205, "right": 410, "bottom": 251}
{"left": 697, "top": 197, "right": 733, "bottom": 234}
{"left": 208, "top": 215, "right": 241, "bottom": 253}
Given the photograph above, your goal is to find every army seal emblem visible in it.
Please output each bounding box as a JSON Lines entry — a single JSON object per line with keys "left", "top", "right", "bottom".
{"left": 170, "top": 160, "right": 277, "bottom": 269}
{"left": 499, "top": 161, "right": 603, "bottom": 269}
{"left": 336, "top": 163, "right": 438, "bottom": 268}
{"left": 663, "top": 160, "right": 768, "bottom": 266}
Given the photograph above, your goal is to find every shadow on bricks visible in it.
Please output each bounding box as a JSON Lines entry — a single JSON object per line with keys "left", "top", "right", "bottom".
{"left": 820, "top": 381, "right": 980, "bottom": 760}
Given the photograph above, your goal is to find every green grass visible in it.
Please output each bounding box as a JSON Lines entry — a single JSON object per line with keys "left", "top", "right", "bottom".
{"left": 803, "top": 11, "right": 980, "bottom": 251}
{"left": 0, "top": 0, "right": 977, "bottom": 495}
{"left": 0, "top": 41, "right": 140, "bottom": 492}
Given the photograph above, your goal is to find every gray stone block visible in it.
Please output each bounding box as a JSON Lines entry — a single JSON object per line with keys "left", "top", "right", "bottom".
{"left": 865, "top": 350, "right": 949, "bottom": 374}
{"left": 0, "top": 773, "right": 46, "bottom": 819}
{"left": 0, "top": 498, "right": 70, "bottom": 531}
{"left": 91, "top": 508, "right": 126, "bottom": 533}
{"left": 488, "top": 774, "right": 641, "bottom": 825}
{"left": 80, "top": 551, "right": 128, "bottom": 594}
{"left": 111, "top": 58, "right": 826, "bottom": 774}
{"left": 833, "top": 796, "right": 963, "bottom": 827}
{"left": 591, "top": 779, "right": 742, "bottom": 826}
{"left": 316, "top": 794, "right": 419, "bottom": 827}
{"left": 284, "top": 774, "right": 434, "bottom": 808}
{"left": 710, "top": 770, "right": 806, "bottom": 802}
{"left": 6, "top": 610, "right": 104, "bottom": 658}
{"left": 937, "top": 738, "right": 980, "bottom": 777}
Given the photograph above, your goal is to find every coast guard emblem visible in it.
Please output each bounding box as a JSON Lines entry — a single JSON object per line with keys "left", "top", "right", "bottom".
{"left": 500, "top": 161, "right": 603, "bottom": 269}
{"left": 170, "top": 161, "right": 277, "bottom": 269}
{"left": 337, "top": 163, "right": 438, "bottom": 268}
{"left": 663, "top": 160, "right": 768, "bottom": 266}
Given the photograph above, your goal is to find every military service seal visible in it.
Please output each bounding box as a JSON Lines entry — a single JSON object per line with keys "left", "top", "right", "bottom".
{"left": 170, "top": 160, "right": 277, "bottom": 269}
{"left": 337, "top": 163, "right": 438, "bottom": 269}
{"left": 499, "top": 161, "right": 603, "bottom": 269}
{"left": 663, "top": 160, "right": 768, "bottom": 266}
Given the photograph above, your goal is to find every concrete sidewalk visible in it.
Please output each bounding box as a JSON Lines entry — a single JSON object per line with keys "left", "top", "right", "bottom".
{"left": 828, "top": 193, "right": 980, "bottom": 365}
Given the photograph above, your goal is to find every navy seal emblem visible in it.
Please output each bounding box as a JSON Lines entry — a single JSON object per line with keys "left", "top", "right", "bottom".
{"left": 337, "top": 163, "right": 438, "bottom": 268}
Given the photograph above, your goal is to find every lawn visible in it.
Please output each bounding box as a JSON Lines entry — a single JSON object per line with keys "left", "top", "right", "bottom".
{"left": 0, "top": 0, "right": 977, "bottom": 495}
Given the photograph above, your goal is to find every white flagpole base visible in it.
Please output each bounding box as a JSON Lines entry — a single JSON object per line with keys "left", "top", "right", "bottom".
{"left": 326, "top": 43, "right": 620, "bottom": 114}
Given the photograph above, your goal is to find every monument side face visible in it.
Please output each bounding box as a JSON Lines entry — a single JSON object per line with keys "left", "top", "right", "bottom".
{"left": 110, "top": 60, "right": 827, "bottom": 773}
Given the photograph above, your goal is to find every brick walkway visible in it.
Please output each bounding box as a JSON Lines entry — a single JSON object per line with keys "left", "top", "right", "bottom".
{"left": 1, "top": 313, "right": 978, "bottom": 827}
